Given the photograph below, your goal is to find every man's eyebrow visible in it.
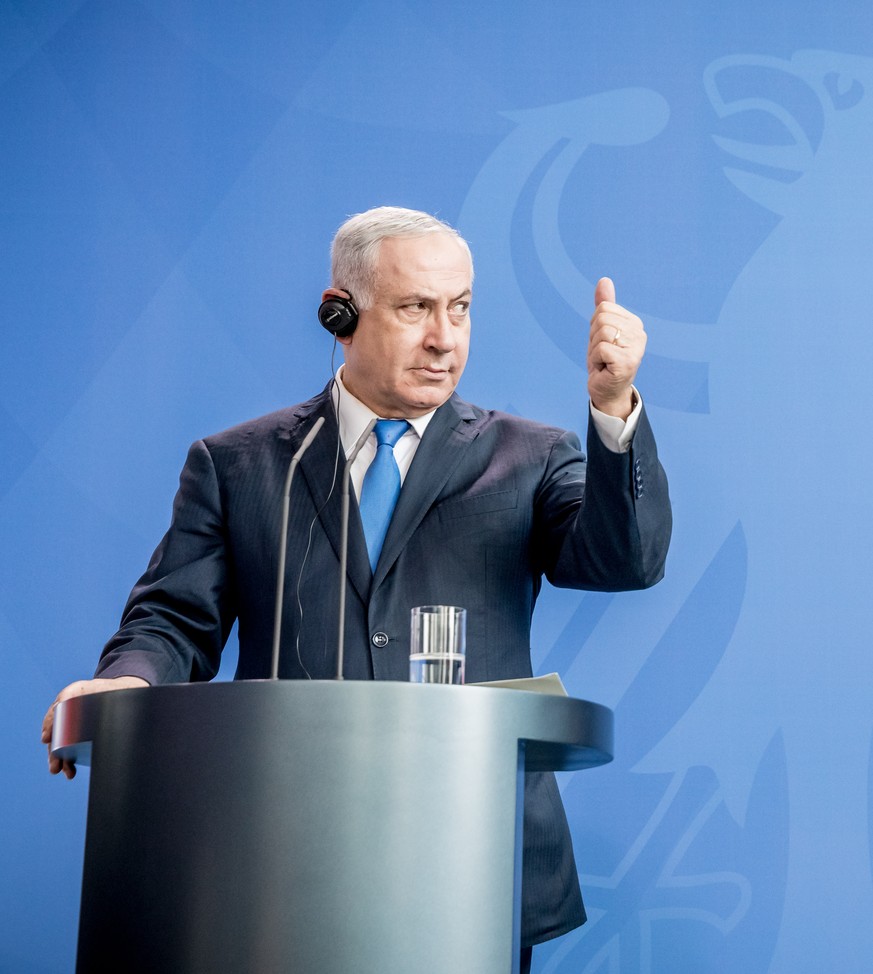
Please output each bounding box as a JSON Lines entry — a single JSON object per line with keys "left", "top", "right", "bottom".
{"left": 394, "top": 289, "right": 472, "bottom": 304}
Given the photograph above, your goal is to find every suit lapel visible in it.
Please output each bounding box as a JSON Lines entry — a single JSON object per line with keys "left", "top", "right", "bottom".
{"left": 373, "top": 395, "right": 480, "bottom": 589}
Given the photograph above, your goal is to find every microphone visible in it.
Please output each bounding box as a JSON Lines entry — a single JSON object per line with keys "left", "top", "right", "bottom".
{"left": 336, "top": 418, "right": 377, "bottom": 680}
{"left": 270, "top": 416, "right": 326, "bottom": 680}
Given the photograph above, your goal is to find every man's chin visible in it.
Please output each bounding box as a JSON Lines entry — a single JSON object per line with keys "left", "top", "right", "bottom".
{"left": 402, "top": 382, "right": 456, "bottom": 415}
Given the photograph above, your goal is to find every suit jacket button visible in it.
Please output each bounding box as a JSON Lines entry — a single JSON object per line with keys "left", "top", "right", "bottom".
{"left": 372, "top": 632, "right": 389, "bottom": 648}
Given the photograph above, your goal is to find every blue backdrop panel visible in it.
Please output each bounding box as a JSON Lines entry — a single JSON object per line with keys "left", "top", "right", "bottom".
{"left": 2, "top": 1, "right": 872, "bottom": 971}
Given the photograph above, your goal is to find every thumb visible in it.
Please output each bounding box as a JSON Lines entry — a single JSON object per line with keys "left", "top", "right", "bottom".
{"left": 594, "top": 276, "right": 615, "bottom": 306}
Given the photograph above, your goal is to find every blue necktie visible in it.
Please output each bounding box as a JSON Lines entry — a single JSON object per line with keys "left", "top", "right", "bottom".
{"left": 359, "top": 420, "right": 410, "bottom": 571}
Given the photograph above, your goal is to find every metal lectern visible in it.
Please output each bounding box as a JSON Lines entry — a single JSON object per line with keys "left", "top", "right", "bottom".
{"left": 52, "top": 680, "right": 612, "bottom": 974}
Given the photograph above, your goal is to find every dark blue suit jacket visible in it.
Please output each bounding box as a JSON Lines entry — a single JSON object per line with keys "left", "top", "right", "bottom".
{"left": 97, "top": 385, "right": 671, "bottom": 945}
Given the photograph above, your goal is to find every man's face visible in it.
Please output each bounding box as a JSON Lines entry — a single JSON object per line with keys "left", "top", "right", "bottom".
{"left": 336, "top": 233, "right": 472, "bottom": 418}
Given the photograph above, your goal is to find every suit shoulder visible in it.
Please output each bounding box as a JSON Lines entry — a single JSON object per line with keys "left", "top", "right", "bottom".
{"left": 452, "top": 395, "right": 578, "bottom": 445}
{"left": 199, "top": 392, "right": 329, "bottom": 452}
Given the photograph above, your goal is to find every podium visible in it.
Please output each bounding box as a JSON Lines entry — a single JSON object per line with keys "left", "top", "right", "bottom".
{"left": 52, "top": 681, "right": 612, "bottom": 973}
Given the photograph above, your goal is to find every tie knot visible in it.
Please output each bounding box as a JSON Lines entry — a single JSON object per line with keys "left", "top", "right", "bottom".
{"left": 374, "top": 419, "right": 409, "bottom": 449}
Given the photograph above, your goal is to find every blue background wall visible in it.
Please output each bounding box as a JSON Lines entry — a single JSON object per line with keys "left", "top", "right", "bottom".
{"left": 3, "top": 2, "right": 872, "bottom": 971}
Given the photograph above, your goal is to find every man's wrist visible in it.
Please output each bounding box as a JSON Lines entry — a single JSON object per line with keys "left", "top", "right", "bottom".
{"left": 590, "top": 389, "right": 637, "bottom": 421}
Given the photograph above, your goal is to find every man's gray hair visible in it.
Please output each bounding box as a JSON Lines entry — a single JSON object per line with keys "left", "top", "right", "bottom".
{"left": 331, "top": 206, "right": 473, "bottom": 310}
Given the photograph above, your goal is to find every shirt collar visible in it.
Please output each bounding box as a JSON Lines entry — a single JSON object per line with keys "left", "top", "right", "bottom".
{"left": 331, "top": 366, "right": 437, "bottom": 454}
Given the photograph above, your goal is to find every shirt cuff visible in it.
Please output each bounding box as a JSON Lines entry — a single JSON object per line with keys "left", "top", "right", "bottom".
{"left": 589, "top": 388, "right": 642, "bottom": 454}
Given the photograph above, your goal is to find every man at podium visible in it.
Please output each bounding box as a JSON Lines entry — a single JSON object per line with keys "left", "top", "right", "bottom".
{"left": 43, "top": 206, "right": 671, "bottom": 971}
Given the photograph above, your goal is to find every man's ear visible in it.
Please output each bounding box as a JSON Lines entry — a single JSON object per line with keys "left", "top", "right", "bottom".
{"left": 318, "top": 289, "right": 358, "bottom": 342}
{"left": 321, "top": 287, "right": 351, "bottom": 303}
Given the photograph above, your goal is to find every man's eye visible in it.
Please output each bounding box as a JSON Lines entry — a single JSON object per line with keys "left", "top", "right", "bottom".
{"left": 451, "top": 303, "right": 469, "bottom": 315}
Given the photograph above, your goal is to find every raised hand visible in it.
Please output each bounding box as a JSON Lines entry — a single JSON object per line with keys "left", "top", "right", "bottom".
{"left": 587, "top": 277, "right": 646, "bottom": 419}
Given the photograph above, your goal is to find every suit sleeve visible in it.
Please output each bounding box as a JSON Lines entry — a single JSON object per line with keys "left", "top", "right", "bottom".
{"left": 94, "top": 439, "right": 237, "bottom": 684}
{"left": 533, "top": 405, "right": 671, "bottom": 591}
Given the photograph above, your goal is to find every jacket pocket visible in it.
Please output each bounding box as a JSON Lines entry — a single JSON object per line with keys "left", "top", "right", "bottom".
{"left": 436, "top": 488, "right": 519, "bottom": 521}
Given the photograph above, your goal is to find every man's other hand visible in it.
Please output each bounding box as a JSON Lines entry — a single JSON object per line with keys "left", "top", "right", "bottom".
{"left": 42, "top": 677, "right": 149, "bottom": 778}
{"left": 587, "top": 277, "right": 646, "bottom": 419}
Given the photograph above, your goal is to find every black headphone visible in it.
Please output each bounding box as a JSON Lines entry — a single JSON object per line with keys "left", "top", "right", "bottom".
{"left": 318, "top": 291, "right": 358, "bottom": 338}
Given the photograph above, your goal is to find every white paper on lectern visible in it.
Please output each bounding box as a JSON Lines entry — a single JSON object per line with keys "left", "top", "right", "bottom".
{"left": 468, "top": 672, "right": 568, "bottom": 696}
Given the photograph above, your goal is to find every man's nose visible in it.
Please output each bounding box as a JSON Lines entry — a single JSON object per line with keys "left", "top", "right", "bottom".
{"left": 425, "top": 307, "right": 456, "bottom": 352}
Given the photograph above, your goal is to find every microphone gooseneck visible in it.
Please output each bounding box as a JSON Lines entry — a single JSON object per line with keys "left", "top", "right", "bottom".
{"left": 270, "top": 416, "right": 326, "bottom": 680}
{"left": 336, "top": 418, "right": 378, "bottom": 680}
